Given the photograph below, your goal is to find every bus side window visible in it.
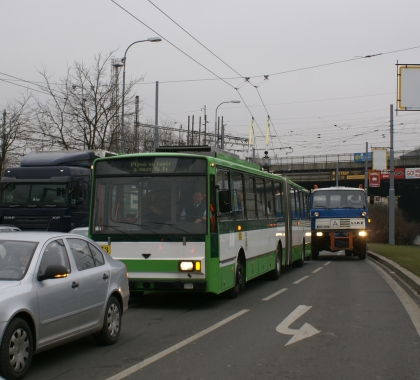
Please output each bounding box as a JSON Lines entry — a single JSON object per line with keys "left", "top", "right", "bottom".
{"left": 244, "top": 175, "right": 257, "bottom": 219}
{"left": 216, "top": 169, "right": 232, "bottom": 221}
{"left": 274, "top": 182, "right": 283, "bottom": 221}
{"left": 232, "top": 172, "right": 245, "bottom": 220}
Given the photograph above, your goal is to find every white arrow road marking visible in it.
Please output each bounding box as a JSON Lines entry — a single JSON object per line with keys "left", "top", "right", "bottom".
{"left": 276, "top": 305, "right": 320, "bottom": 346}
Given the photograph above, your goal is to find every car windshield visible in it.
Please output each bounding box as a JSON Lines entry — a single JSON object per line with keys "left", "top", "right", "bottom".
{"left": 0, "top": 240, "right": 38, "bottom": 280}
{"left": 1, "top": 182, "right": 69, "bottom": 206}
{"left": 312, "top": 190, "right": 367, "bottom": 209}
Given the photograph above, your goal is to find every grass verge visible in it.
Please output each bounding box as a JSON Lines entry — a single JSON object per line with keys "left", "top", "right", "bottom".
{"left": 368, "top": 243, "right": 420, "bottom": 278}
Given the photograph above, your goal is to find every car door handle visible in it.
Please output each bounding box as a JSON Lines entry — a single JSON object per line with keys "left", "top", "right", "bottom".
{"left": 103, "top": 274, "right": 109, "bottom": 280}
{"left": 72, "top": 282, "right": 79, "bottom": 288}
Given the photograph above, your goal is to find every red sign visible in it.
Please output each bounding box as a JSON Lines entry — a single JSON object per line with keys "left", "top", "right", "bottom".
{"left": 369, "top": 172, "right": 380, "bottom": 187}
{"left": 380, "top": 168, "right": 405, "bottom": 180}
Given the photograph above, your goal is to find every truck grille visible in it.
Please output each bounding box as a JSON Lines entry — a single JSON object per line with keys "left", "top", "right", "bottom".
{"left": 339, "top": 219, "right": 351, "bottom": 228}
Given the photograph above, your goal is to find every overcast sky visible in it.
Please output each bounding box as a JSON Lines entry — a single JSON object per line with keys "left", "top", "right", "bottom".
{"left": 1, "top": 0, "right": 420, "bottom": 159}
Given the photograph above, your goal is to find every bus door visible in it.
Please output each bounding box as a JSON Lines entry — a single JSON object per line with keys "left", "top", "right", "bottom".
{"left": 282, "top": 178, "right": 292, "bottom": 265}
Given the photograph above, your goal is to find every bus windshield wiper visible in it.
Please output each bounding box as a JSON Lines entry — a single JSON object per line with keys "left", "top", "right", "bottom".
{"left": 148, "top": 221, "right": 196, "bottom": 236}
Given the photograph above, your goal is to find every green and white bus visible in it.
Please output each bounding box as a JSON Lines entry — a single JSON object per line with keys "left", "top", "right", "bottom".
{"left": 90, "top": 147, "right": 311, "bottom": 298}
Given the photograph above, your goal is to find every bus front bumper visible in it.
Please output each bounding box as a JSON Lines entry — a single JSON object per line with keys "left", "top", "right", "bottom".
{"left": 129, "top": 280, "right": 207, "bottom": 292}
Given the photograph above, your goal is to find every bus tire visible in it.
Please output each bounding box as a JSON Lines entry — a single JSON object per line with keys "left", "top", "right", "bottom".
{"left": 224, "top": 257, "right": 245, "bottom": 299}
{"left": 295, "top": 241, "right": 305, "bottom": 267}
{"left": 268, "top": 246, "right": 282, "bottom": 280}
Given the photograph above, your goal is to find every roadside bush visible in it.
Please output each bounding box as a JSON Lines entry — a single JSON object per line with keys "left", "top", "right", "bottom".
{"left": 368, "top": 203, "right": 420, "bottom": 245}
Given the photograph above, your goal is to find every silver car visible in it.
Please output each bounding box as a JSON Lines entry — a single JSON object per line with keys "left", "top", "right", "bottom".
{"left": 0, "top": 232, "right": 129, "bottom": 380}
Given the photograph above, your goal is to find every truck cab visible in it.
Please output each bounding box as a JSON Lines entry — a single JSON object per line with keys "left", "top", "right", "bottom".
{"left": 309, "top": 186, "right": 369, "bottom": 260}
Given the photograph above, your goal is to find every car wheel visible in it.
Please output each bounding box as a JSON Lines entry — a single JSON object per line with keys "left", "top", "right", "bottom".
{"left": 0, "top": 318, "right": 33, "bottom": 380}
{"left": 94, "top": 296, "right": 122, "bottom": 345}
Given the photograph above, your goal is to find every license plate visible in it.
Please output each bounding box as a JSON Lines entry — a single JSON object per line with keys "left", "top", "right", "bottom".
{"left": 100, "top": 245, "right": 111, "bottom": 254}
{"left": 184, "top": 283, "right": 194, "bottom": 289}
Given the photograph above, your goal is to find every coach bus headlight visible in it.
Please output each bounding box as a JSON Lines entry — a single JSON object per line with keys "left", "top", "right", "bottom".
{"left": 179, "top": 261, "right": 201, "bottom": 272}
{"left": 358, "top": 231, "right": 367, "bottom": 237}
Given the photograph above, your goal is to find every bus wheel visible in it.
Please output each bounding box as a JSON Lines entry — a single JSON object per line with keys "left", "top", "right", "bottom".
{"left": 355, "top": 239, "right": 367, "bottom": 260}
{"left": 268, "top": 247, "right": 282, "bottom": 280}
{"left": 295, "top": 240, "right": 305, "bottom": 267}
{"left": 224, "top": 257, "right": 244, "bottom": 299}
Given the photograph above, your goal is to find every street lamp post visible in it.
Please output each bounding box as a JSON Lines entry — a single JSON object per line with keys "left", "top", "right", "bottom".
{"left": 120, "top": 37, "right": 162, "bottom": 153}
{"left": 214, "top": 100, "right": 240, "bottom": 149}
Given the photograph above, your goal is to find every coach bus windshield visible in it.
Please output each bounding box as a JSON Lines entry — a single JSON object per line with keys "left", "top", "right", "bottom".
{"left": 92, "top": 157, "right": 208, "bottom": 235}
{"left": 312, "top": 190, "right": 367, "bottom": 209}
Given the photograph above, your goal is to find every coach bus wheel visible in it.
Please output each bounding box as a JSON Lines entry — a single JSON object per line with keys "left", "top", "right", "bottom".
{"left": 268, "top": 247, "right": 282, "bottom": 280}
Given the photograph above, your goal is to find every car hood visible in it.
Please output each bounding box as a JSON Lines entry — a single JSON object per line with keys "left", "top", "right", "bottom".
{"left": 0, "top": 281, "right": 20, "bottom": 290}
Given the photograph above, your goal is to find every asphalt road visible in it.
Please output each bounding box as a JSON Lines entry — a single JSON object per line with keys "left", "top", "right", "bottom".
{"left": 26, "top": 253, "right": 420, "bottom": 380}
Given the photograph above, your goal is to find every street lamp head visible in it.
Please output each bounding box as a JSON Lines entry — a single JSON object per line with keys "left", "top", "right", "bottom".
{"left": 231, "top": 100, "right": 241, "bottom": 104}
{"left": 148, "top": 37, "right": 162, "bottom": 42}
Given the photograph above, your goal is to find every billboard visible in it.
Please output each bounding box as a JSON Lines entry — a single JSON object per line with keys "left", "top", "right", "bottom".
{"left": 372, "top": 148, "right": 387, "bottom": 171}
{"left": 380, "top": 168, "right": 404, "bottom": 180}
{"left": 369, "top": 172, "right": 380, "bottom": 187}
{"left": 397, "top": 65, "right": 420, "bottom": 111}
{"left": 405, "top": 168, "right": 420, "bottom": 179}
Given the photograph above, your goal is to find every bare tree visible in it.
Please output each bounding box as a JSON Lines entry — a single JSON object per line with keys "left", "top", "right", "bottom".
{"left": 0, "top": 94, "right": 33, "bottom": 175}
{"left": 34, "top": 50, "right": 143, "bottom": 152}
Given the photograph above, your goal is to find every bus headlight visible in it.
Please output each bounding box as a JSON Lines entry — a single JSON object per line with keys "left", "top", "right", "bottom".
{"left": 358, "top": 231, "right": 367, "bottom": 237}
{"left": 179, "top": 261, "right": 201, "bottom": 272}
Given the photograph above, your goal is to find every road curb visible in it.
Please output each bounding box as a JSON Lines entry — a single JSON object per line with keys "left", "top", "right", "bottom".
{"left": 368, "top": 250, "right": 420, "bottom": 294}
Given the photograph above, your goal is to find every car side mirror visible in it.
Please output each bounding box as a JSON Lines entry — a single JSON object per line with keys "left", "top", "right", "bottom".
{"left": 38, "top": 264, "right": 69, "bottom": 281}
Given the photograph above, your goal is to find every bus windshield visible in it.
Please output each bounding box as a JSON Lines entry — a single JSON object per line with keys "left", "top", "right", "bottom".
{"left": 1, "top": 182, "right": 69, "bottom": 206}
{"left": 312, "top": 190, "right": 367, "bottom": 209}
{"left": 92, "top": 175, "right": 207, "bottom": 235}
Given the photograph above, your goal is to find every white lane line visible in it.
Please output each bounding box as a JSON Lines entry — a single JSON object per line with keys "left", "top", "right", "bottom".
{"left": 368, "top": 260, "right": 420, "bottom": 337}
{"left": 293, "top": 276, "right": 309, "bottom": 284}
{"left": 262, "top": 288, "right": 288, "bottom": 301}
{"left": 312, "top": 267, "right": 323, "bottom": 273}
{"left": 106, "top": 309, "right": 249, "bottom": 380}
{"left": 324, "top": 261, "right": 332, "bottom": 266}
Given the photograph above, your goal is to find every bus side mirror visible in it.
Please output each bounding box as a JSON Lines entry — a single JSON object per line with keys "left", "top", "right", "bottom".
{"left": 218, "top": 190, "right": 231, "bottom": 213}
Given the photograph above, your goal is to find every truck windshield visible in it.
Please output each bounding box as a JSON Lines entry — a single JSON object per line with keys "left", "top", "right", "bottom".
{"left": 312, "top": 190, "right": 367, "bottom": 209}
{"left": 1, "top": 183, "right": 68, "bottom": 206}
{"left": 92, "top": 175, "right": 207, "bottom": 235}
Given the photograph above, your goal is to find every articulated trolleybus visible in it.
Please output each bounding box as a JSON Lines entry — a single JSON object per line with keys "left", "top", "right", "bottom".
{"left": 309, "top": 186, "right": 369, "bottom": 260}
{"left": 90, "top": 147, "right": 311, "bottom": 298}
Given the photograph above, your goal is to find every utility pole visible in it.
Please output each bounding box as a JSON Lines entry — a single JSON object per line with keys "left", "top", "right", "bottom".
{"left": 1, "top": 110, "right": 5, "bottom": 174}
{"left": 135, "top": 96, "right": 139, "bottom": 153}
{"left": 389, "top": 104, "right": 395, "bottom": 245}
{"left": 154, "top": 81, "right": 159, "bottom": 151}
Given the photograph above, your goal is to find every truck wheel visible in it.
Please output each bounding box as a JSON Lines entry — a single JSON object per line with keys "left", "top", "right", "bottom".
{"left": 311, "top": 245, "right": 319, "bottom": 260}
{"left": 355, "top": 240, "right": 367, "bottom": 260}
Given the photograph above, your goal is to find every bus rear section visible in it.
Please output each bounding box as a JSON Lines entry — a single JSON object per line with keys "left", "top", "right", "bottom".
{"left": 309, "top": 186, "right": 369, "bottom": 260}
